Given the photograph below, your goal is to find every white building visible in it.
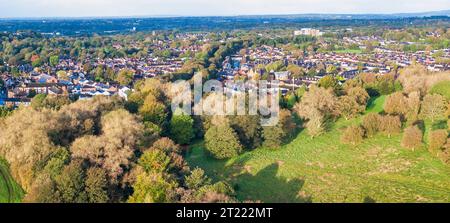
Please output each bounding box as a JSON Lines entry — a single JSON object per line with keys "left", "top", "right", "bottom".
{"left": 294, "top": 28, "right": 323, "bottom": 37}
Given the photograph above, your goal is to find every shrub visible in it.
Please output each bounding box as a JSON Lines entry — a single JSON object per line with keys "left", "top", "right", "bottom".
{"left": 401, "top": 125, "right": 423, "bottom": 150}
{"left": 437, "top": 138, "right": 450, "bottom": 164}
{"left": 379, "top": 115, "right": 402, "bottom": 137}
{"left": 347, "top": 86, "right": 370, "bottom": 106}
{"left": 361, "top": 113, "right": 381, "bottom": 137}
{"left": 262, "top": 125, "right": 285, "bottom": 148}
{"left": 384, "top": 92, "right": 407, "bottom": 116}
{"left": 421, "top": 94, "right": 447, "bottom": 122}
{"left": 428, "top": 130, "right": 449, "bottom": 154}
{"left": 341, "top": 125, "right": 365, "bottom": 145}
{"left": 405, "top": 91, "right": 421, "bottom": 124}
{"left": 339, "top": 95, "right": 365, "bottom": 120}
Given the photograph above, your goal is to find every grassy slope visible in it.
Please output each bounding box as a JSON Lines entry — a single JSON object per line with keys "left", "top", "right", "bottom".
{"left": 429, "top": 80, "right": 450, "bottom": 100}
{"left": 186, "top": 96, "right": 450, "bottom": 203}
{"left": 0, "top": 159, "right": 24, "bottom": 203}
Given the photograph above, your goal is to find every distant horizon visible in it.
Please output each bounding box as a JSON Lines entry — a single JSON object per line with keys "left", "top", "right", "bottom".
{"left": 0, "top": 9, "right": 449, "bottom": 20}
{"left": 1, "top": 0, "right": 449, "bottom": 19}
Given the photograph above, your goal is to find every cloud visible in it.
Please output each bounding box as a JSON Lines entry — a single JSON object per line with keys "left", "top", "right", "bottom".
{"left": 0, "top": 0, "right": 449, "bottom": 18}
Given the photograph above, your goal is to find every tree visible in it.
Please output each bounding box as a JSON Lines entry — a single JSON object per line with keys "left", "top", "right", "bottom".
{"left": 287, "top": 64, "right": 304, "bottom": 79}
{"left": 362, "top": 113, "right": 381, "bottom": 137}
{"left": 31, "top": 94, "right": 70, "bottom": 111}
{"left": 24, "top": 173, "right": 61, "bottom": 203}
{"left": 44, "top": 95, "right": 71, "bottom": 110}
{"left": 55, "top": 160, "right": 87, "bottom": 203}
{"left": 295, "top": 85, "right": 340, "bottom": 119}
{"left": 347, "top": 86, "right": 369, "bottom": 106}
{"left": 304, "top": 111, "right": 325, "bottom": 137}
{"left": 85, "top": 167, "right": 109, "bottom": 203}
{"left": 421, "top": 94, "right": 447, "bottom": 122}
{"left": 384, "top": 92, "right": 407, "bottom": 116}
{"left": 318, "top": 75, "right": 339, "bottom": 91}
{"left": 138, "top": 149, "right": 171, "bottom": 173}
{"left": 428, "top": 130, "right": 448, "bottom": 154}
{"left": 128, "top": 172, "right": 177, "bottom": 203}
{"left": 294, "top": 85, "right": 339, "bottom": 137}
{"left": 262, "top": 125, "right": 285, "bottom": 149}
{"left": 43, "top": 148, "right": 70, "bottom": 179}
{"left": 31, "top": 94, "right": 47, "bottom": 109}
{"left": 405, "top": 91, "right": 421, "bottom": 124}
{"left": 139, "top": 94, "right": 167, "bottom": 126}
{"left": 379, "top": 115, "right": 402, "bottom": 137}
{"left": 185, "top": 168, "right": 211, "bottom": 190}
{"left": 204, "top": 123, "right": 242, "bottom": 159}
{"left": 265, "top": 60, "right": 285, "bottom": 73}
{"left": 229, "top": 115, "right": 262, "bottom": 150}
{"left": 262, "top": 109, "right": 297, "bottom": 148}
{"left": 326, "top": 65, "right": 338, "bottom": 75}
{"left": 71, "top": 109, "right": 143, "bottom": 181}
{"left": 57, "top": 70, "right": 69, "bottom": 80}
{"left": 285, "top": 93, "right": 297, "bottom": 109}
{"left": 49, "top": 55, "right": 59, "bottom": 67}
{"left": 0, "top": 107, "right": 12, "bottom": 118}
{"left": 341, "top": 125, "right": 365, "bottom": 145}
{"left": 170, "top": 114, "right": 195, "bottom": 145}
{"left": 116, "top": 69, "right": 134, "bottom": 86}
{"left": 401, "top": 125, "right": 423, "bottom": 150}
{"left": 32, "top": 58, "right": 43, "bottom": 67}
{"left": 149, "top": 137, "right": 188, "bottom": 174}
{"left": 339, "top": 95, "right": 365, "bottom": 120}
{"left": 0, "top": 107, "right": 59, "bottom": 191}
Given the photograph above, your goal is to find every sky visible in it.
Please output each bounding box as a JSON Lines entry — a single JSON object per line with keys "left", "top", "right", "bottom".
{"left": 0, "top": 0, "right": 449, "bottom": 18}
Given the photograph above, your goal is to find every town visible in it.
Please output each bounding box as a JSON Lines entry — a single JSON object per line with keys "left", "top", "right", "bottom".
{"left": 1, "top": 28, "right": 449, "bottom": 108}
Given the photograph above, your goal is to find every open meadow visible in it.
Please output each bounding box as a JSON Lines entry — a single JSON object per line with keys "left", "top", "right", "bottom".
{"left": 187, "top": 96, "right": 450, "bottom": 203}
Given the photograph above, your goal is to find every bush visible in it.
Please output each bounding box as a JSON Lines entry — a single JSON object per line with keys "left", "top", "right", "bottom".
{"left": 436, "top": 138, "right": 450, "bottom": 164}
{"left": 361, "top": 113, "right": 381, "bottom": 137}
{"left": 341, "top": 125, "right": 365, "bottom": 145}
{"left": 379, "top": 115, "right": 402, "bottom": 137}
{"left": 262, "top": 125, "right": 285, "bottom": 148}
{"left": 204, "top": 123, "right": 243, "bottom": 159}
{"left": 401, "top": 125, "right": 423, "bottom": 150}
{"left": 421, "top": 94, "right": 447, "bottom": 122}
{"left": 428, "top": 130, "right": 449, "bottom": 154}
{"left": 384, "top": 92, "right": 407, "bottom": 116}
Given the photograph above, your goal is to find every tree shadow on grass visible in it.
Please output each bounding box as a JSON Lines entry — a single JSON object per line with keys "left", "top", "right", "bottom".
{"left": 232, "top": 162, "right": 311, "bottom": 203}
{"left": 186, "top": 144, "right": 311, "bottom": 203}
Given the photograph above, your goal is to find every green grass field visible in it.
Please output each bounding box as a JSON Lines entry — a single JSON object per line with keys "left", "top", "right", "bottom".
{"left": 430, "top": 80, "right": 450, "bottom": 100}
{"left": 0, "top": 159, "right": 24, "bottom": 203}
{"left": 333, "top": 49, "right": 363, "bottom": 54}
{"left": 186, "top": 96, "right": 450, "bottom": 203}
